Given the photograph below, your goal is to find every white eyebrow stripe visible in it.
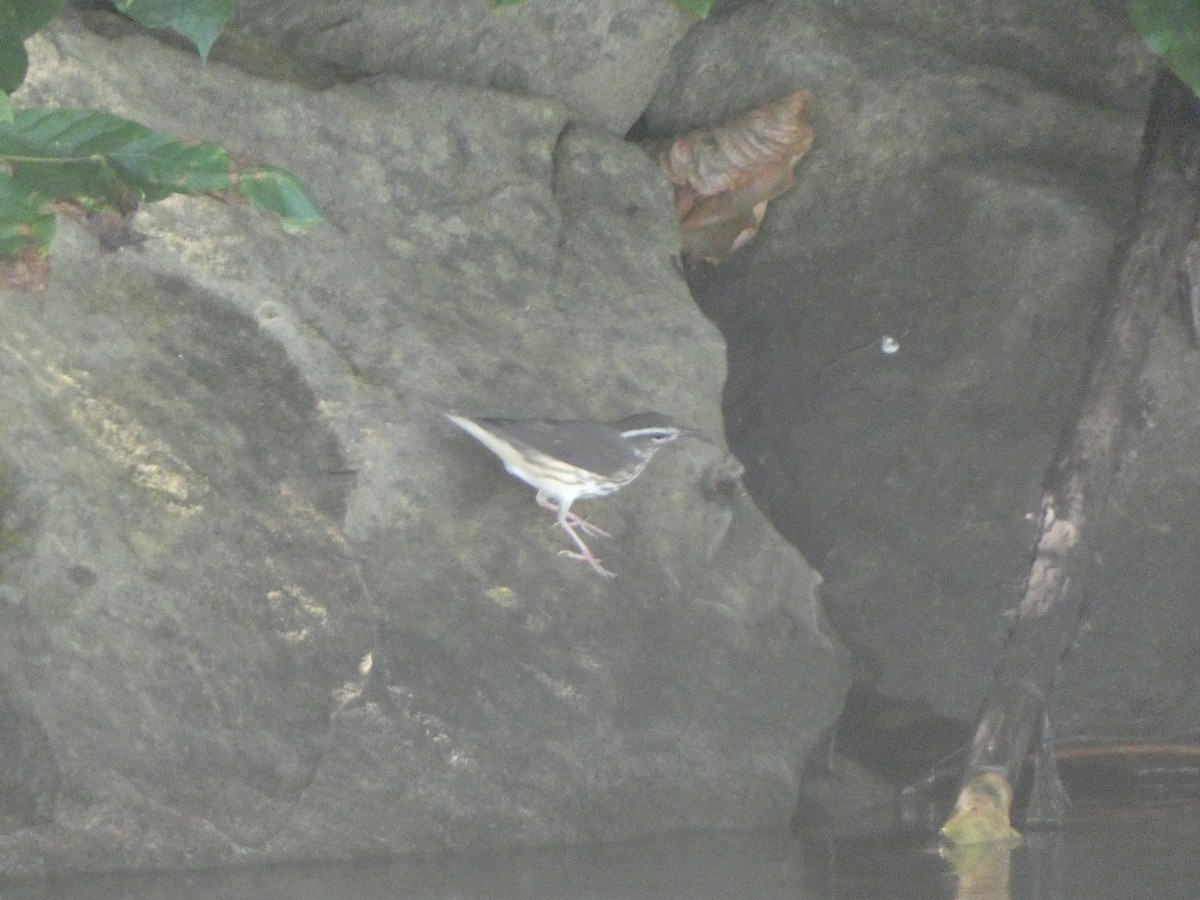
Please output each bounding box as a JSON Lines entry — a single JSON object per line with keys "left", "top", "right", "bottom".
{"left": 620, "top": 428, "right": 676, "bottom": 438}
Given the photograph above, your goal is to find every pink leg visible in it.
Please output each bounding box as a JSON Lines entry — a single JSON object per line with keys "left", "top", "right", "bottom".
{"left": 557, "top": 520, "right": 616, "bottom": 579}
{"left": 534, "top": 492, "right": 610, "bottom": 538}
{"left": 535, "top": 491, "right": 615, "bottom": 578}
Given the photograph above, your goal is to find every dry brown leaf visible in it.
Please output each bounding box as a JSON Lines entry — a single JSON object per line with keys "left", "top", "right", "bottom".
{"left": 0, "top": 246, "right": 51, "bottom": 293}
{"left": 655, "top": 89, "right": 814, "bottom": 264}
{"left": 54, "top": 196, "right": 150, "bottom": 253}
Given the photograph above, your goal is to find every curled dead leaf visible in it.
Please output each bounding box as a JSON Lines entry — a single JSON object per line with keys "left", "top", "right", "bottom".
{"left": 54, "top": 195, "right": 149, "bottom": 253}
{"left": 651, "top": 89, "right": 814, "bottom": 264}
{"left": 0, "top": 246, "right": 50, "bottom": 292}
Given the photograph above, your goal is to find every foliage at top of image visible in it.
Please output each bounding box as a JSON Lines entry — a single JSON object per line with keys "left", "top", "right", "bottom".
{"left": 0, "top": 0, "right": 63, "bottom": 97}
{"left": 1129, "top": 0, "right": 1200, "bottom": 97}
{"left": 115, "top": 0, "right": 234, "bottom": 62}
{"left": 0, "top": 0, "right": 319, "bottom": 290}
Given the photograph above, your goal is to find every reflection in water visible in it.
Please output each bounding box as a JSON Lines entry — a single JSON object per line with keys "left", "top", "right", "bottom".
{"left": 1, "top": 801, "right": 1197, "bottom": 900}
{"left": 942, "top": 839, "right": 1014, "bottom": 900}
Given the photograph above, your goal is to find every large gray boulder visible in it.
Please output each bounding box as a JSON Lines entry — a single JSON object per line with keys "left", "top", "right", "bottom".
{"left": 229, "top": 0, "right": 698, "bottom": 133}
{"left": 0, "top": 9, "right": 843, "bottom": 875}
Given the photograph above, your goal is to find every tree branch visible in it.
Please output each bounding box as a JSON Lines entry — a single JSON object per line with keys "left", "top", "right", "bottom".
{"left": 942, "top": 70, "right": 1200, "bottom": 844}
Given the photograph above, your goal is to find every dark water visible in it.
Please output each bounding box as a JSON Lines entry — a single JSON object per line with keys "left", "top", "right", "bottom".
{"left": 3, "top": 801, "right": 1197, "bottom": 900}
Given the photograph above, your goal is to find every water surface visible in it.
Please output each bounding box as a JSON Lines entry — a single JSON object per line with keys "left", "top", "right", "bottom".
{"left": 5, "top": 800, "right": 1198, "bottom": 900}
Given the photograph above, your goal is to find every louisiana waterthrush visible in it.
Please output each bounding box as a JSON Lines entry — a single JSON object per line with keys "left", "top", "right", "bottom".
{"left": 445, "top": 412, "right": 694, "bottom": 578}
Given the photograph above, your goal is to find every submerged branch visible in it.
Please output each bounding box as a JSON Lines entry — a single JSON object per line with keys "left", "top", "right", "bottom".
{"left": 942, "top": 70, "right": 1200, "bottom": 844}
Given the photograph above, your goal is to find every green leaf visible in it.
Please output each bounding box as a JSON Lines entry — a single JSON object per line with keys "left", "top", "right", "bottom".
{"left": 0, "top": 0, "right": 65, "bottom": 91}
{"left": 0, "top": 106, "right": 320, "bottom": 255}
{"left": 0, "top": 171, "right": 55, "bottom": 255}
{"left": 114, "top": 0, "right": 233, "bottom": 61}
{"left": 1130, "top": 0, "right": 1200, "bottom": 96}
{"left": 1, "top": 0, "right": 67, "bottom": 39}
{"left": 237, "top": 165, "right": 323, "bottom": 234}
{"left": 0, "top": 92, "right": 10, "bottom": 123}
{"left": 0, "top": 108, "right": 234, "bottom": 204}
{"left": 0, "top": 33, "right": 28, "bottom": 94}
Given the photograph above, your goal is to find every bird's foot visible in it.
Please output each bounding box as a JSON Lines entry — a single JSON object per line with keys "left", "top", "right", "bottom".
{"left": 559, "top": 548, "right": 616, "bottom": 579}
{"left": 556, "top": 518, "right": 616, "bottom": 578}
{"left": 562, "top": 511, "right": 610, "bottom": 539}
{"left": 535, "top": 492, "right": 610, "bottom": 539}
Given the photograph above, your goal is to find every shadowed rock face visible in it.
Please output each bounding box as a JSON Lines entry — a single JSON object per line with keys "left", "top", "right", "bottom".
{"left": 644, "top": 0, "right": 1197, "bottom": 748}
{"left": 0, "top": 7, "right": 843, "bottom": 875}
{"left": 0, "top": 671, "right": 59, "bottom": 825}
{"left": 0, "top": 266, "right": 373, "bottom": 861}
